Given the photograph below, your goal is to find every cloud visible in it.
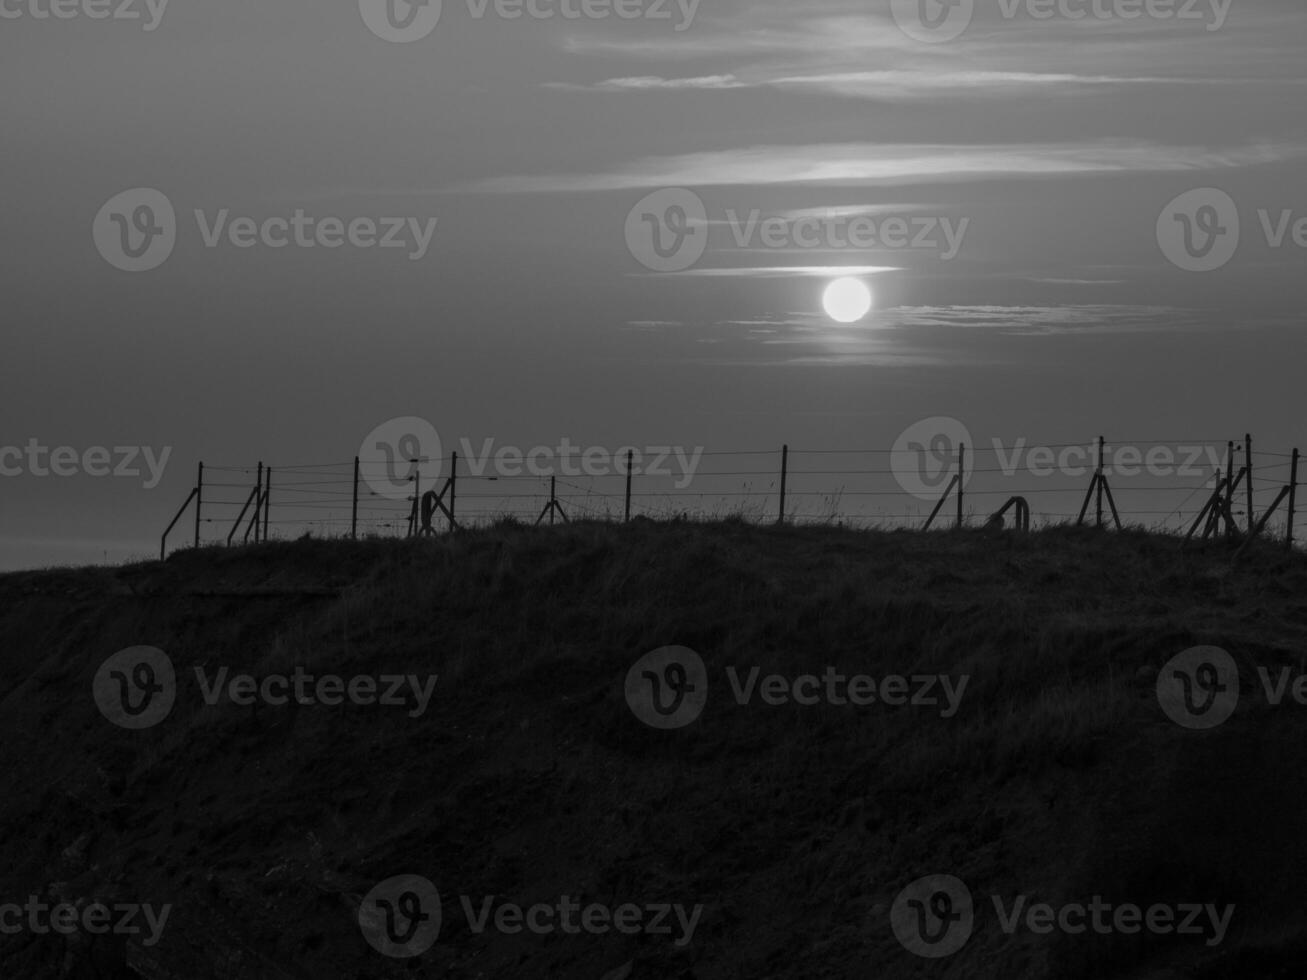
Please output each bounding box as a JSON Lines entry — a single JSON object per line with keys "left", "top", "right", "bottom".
{"left": 1023, "top": 278, "right": 1129, "bottom": 285}
{"left": 632, "top": 265, "right": 900, "bottom": 278}
{"left": 553, "top": 70, "right": 1214, "bottom": 100}
{"left": 550, "top": 3, "right": 1306, "bottom": 108}
{"left": 888, "top": 305, "right": 1198, "bottom": 335}
{"left": 470, "top": 140, "right": 1301, "bottom": 193}
{"left": 546, "top": 74, "right": 749, "bottom": 91}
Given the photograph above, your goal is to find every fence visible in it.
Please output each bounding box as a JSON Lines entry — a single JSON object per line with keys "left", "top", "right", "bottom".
{"left": 159, "top": 435, "right": 1304, "bottom": 559}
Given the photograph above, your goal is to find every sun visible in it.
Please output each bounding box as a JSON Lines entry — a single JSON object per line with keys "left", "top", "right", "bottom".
{"left": 822, "top": 277, "right": 873, "bottom": 323}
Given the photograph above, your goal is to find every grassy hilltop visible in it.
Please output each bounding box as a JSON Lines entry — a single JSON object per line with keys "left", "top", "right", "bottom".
{"left": 2, "top": 521, "right": 1307, "bottom": 978}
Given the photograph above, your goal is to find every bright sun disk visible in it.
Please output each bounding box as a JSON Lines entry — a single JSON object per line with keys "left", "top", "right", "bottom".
{"left": 822, "top": 277, "right": 873, "bottom": 323}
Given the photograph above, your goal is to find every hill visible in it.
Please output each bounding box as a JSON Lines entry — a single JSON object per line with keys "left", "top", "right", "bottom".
{"left": 2, "top": 521, "right": 1306, "bottom": 979}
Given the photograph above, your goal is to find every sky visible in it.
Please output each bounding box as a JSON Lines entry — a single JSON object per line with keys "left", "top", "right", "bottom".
{"left": 1, "top": 0, "right": 1305, "bottom": 568}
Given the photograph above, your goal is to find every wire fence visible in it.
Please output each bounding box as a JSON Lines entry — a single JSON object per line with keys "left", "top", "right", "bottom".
{"left": 161, "top": 435, "right": 1304, "bottom": 558}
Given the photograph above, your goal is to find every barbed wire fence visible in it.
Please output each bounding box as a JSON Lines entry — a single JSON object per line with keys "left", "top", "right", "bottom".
{"left": 160, "top": 435, "right": 1303, "bottom": 560}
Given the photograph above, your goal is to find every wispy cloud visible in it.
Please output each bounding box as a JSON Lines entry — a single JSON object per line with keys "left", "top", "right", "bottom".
{"left": 471, "top": 141, "right": 1301, "bottom": 193}
{"left": 890, "top": 305, "right": 1197, "bottom": 335}
{"left": 552, "top": 70, "right": 1216, "bottom": 101}
{"left": 546, "top": 74, "right": 749, "bottom": 91}
{"left": 617, "top": 303, "right": 1211, "bottom": 369}
{"left": 632, "top": 265, "right": 901, "bottom": 278}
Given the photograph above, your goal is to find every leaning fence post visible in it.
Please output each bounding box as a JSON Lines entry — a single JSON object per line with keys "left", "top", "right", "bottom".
{"left": 263, "top": 468, "right": 271, "bottom": 541}
{"left": 449, "top": 452, "right": 458, "bottom": 532}
{"left": 1288, "top": 448, "right": 1300, "bottom": 551}
{"left": 352, "top": 456, "right": 360, "bottom": 540}
{"left": 956, "top": 443, "right": 965, "bottom": 528}
{"left": 194, "top": 462, "right": 204, "bottom": 547}
{"left": 778, "top": 444, "right": 789, "bottom": 524}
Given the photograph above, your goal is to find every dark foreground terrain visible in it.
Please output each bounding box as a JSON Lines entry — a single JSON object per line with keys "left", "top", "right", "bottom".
{"left": 2, "top": 521, "right": 1307, "bottom": 978}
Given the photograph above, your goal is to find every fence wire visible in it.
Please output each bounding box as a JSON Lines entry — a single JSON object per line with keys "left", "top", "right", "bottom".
{"left": 166, "top": 436, "right": 1303, "bottom": 556}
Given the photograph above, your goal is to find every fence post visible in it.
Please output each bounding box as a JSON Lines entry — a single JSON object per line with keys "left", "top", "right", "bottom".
{"left": 625, "top": 449, "right": 633, "bottom": 523}
{"left": 550, "top": 476, "right": 557, "bottom": 526}
{"left": 263, "top": 468, "right": 271, "bottom": 541}
{"left": 352, "top": 456, "right": 360, "bottom": 540}
{"left": 194, "top": 462, "right": 204, "bottom": 547}
{"left": 778, "top": 444, "right": 788, "bottom": 524}
{"left": 956, "top": 443, "right": 965, "bottom": 528}
{"left": 409, "top": 469, "right": 420, "bottom": 537}
{"left": 1095, "top": 437, "right": 1105, "bottom": 529}
{"left": 449, "top": 452, "right": 458, "bottom": 532}
{"left": 1245, "top": 433, "right": 1254, "bottom": 534}
{"left": 1224, "top": 440, "right": 1236, "bottom": 540}
{"left": 254, "top": 462, "right": 264, "bottom": 543}
{"left": 1289, "top": 448, "right": 1300, "bottom": 551}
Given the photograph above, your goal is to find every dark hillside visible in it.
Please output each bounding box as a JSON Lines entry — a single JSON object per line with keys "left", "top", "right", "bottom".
{"left": 2, "top": 522, "right": 1306, "bottom": 978}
